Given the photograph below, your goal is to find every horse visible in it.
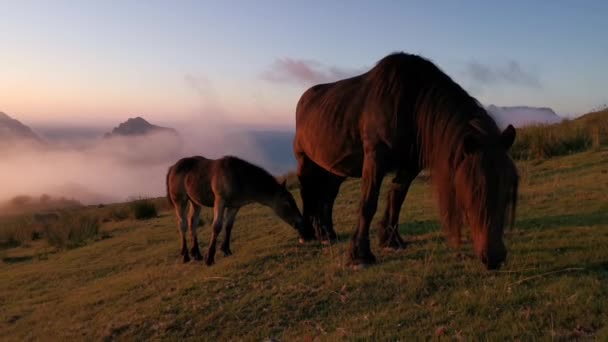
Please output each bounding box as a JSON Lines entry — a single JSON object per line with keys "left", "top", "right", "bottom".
{"left": 293, "top": 52, "right": 519, "bottom": 270}
{"left": 166, "top": 155, "right": 315, "bottom": 265}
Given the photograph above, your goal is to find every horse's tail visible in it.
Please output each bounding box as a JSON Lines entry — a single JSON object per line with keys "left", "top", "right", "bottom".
{"left": 165, "top": 165, "right": 174, "bottom": 207}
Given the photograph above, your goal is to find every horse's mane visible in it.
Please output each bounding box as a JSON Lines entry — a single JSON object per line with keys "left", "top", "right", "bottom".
{"left": 366, "top": 52, "right": 518, "bottom": 245}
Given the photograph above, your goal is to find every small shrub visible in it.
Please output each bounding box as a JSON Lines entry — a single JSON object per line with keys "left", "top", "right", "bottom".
{"left": 44, "top": 222, "right": 70, "bottom": 248}
{"left": 0, "top": 216, "right": 39, "bottom": 248}
{"left": 45, "top": 213, "right": 100, "bottom": 248}
{"left": 108, "top": 208, "right": 130, "bottom": 222}
{"left": 131, "top": 199, "right": 158, "bottom": 220}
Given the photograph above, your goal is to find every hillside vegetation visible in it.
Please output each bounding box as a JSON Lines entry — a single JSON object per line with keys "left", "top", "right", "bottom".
{"left": 1, "top": 144, "right": 607, "bottom": 340}
{"left": 511, "top": 108, "right": 608, "bottom": 159}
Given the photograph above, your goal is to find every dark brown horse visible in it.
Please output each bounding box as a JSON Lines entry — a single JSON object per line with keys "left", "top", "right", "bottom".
{"left": 294, "top": 52, "right": 519, "bottom": 270}
{"left": 166, "top": 155, "right": 314, "bottom": 265}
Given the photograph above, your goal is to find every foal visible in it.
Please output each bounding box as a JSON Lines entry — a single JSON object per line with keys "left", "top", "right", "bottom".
{"left": 166, "top": 155, "right": 313, "bottom": 265}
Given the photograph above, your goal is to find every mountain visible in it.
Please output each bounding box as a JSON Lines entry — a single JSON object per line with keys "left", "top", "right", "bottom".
{"left": 101, "top": 116, "right": 183, "bottom": 165}
{"left": 486, "top": 105, "right": 563, "bottom": 129}
{"left": 103, "top": 117, "right": 178, "bottom": 138}
{"left": 0, "top": 111, "right": 44, "bottom": 146}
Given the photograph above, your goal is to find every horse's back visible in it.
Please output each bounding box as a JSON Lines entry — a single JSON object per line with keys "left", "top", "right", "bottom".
{"left": 294, "top": 75, "right": 371, "bottom": 176}
{"left": 294, "top": 54, "right": 445, "bottom": 177}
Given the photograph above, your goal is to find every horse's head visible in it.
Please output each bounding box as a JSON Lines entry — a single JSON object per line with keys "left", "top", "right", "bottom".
{"left": 271, "top": 179, "right": 316, "bottom": 242}
{"left": 449, "top": 124, "right": 519, "bottom": 270}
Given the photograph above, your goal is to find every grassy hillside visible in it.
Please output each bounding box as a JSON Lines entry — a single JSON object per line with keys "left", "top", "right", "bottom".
{"left": 511, "top": 108, "right": 608, "bottom": 160}
{"left": 1, "top": 149, "right": 608, "bottom": 341}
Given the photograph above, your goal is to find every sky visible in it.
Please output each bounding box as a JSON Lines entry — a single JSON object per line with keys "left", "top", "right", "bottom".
{"left": 1, "top": 0, "right": 607, "bottom": 128}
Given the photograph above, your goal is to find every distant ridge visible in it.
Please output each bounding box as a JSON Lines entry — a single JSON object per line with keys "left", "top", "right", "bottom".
{"left": 486, "top": 105, "right": 563, "bottom": 129}
{"left": 103, "top": 117, "right": 178, "bottom": 138}
{"left": 0, "top": 111, "right": 44, "bottom": 146}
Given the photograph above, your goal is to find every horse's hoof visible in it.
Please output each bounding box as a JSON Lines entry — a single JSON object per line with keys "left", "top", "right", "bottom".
{"left": 298, "top": 237, "right": 316, "bottom": 245}
{"left": 349, "top": 263, "right": 369, "bottom": 271}
{"left": 347, "top": 253, "right": 376, "bottom": 270}
{"left": 347, "top": 257, "right": 376, "bottom": 270}
{"left": 222, "top": 249, "right": 233, "bottom": 257}
{"left": 182, "top": 256, "right": 191, "bottom": 263}
{"left": 204, "top": 253, "right": 215, "bottom": 266}
{"left": 380, "top": 241, "right": 407, "bottom": 251}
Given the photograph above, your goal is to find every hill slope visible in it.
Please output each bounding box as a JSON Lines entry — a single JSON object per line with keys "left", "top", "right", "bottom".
{"left": 486, "top": 104, "right": 563, "bottom": 128}
{"left": 0, "top": 112, "right": 44, "bottom": 146}
{"left": 1, "top": 149, "right": 607, "bottom": 340}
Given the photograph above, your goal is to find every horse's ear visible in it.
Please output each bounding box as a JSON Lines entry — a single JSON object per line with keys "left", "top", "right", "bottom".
{"left": 280, "top": 178, "right": 287, "bottom": 189}
{"left": 500, "top": 124, "right": 516, "bottom": 149}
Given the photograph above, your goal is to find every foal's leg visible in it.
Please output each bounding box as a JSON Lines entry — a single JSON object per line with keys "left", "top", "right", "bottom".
{"left": 377, "top": 169, "right": 418, "bottom": 249}
{"left": 221, "top": 207, "right": 239, "bottom": 256}
{"left": 349, "top": 149, "right": 386, "bottom": 267}
{"left": 204, "top": 198, "right": 226, "bottom": 266}
{"left": 188, "top": 203, "right": 203, "bottom": 261}
{"left": 174, "top": 199, "right": 190, "bottom": 263}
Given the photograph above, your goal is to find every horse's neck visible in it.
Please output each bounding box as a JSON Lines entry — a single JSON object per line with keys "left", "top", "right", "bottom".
{"left": 250, "top": 185, "right": 277, "bottom": 207}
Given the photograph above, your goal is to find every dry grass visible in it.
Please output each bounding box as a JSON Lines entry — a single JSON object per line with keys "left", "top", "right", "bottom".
{"left": 0, "top": 149, "right": 607, "bottom": 340}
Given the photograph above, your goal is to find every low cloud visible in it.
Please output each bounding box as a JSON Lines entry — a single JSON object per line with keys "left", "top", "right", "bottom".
{"left": 0, "top": 74, "right": 296, "bottom": 207}
{"left": 260, "top": 57, "right": 366, "bottom": 86}
{"left": 464, "top": 60, "right": 541, "bottom": 88}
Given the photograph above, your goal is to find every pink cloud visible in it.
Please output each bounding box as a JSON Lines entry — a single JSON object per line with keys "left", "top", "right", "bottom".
{"left": 260, "top": 57, "right": 366, "bottom": 86}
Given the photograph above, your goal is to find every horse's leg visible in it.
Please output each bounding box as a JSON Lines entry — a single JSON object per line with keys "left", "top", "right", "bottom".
{"left": 377, "top": 169, "right": 419, "bottom": 249}
{"left": 204, "top": 198, "right": 226, "bottom": 266}
{"left": 349, "top": 150, "right": 386, "bottom": 267}
{"left": 221, "top": 207, "right": 239, "bottom": 256}
{"left": 174, "top": 199, "right": 190, "bottom": 263}
{"left": 295, "top": 153, "right": 321, "bottom": 241}
{"left": 188, "top": 203, "right": 203, "bottom": 261}
{"left": 318, "top": 173, "right": 344, "bottom": 244}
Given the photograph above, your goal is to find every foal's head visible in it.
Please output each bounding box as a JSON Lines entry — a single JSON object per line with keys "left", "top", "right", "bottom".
{"left": 271, "top": 179, "right": 315, "bottom": 242}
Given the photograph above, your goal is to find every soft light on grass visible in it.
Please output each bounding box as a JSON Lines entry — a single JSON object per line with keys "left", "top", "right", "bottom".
{"left": 0, "top": 149, "right": 607, "bottom": 340}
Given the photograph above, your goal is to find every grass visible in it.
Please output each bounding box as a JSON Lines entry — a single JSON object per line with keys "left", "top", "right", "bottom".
{"left": 511, "top": 108, "right": 608, "bottom": 160}
{"left": 1, "top": 149, "right": 607, "bottom": 340}
{"left": 0, "top": 211, "right": 102, "bottom": 250}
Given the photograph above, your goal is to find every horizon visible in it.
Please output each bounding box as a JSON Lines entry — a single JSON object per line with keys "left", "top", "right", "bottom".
{"left": 1, "top": 1, "right": 608, "bottom": 128}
